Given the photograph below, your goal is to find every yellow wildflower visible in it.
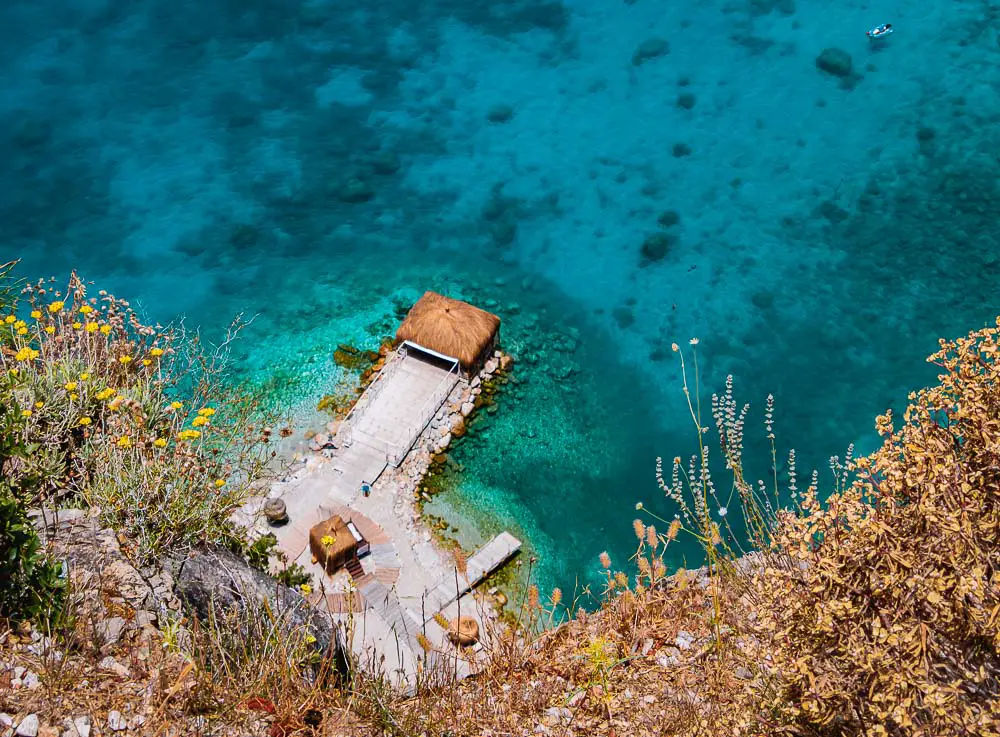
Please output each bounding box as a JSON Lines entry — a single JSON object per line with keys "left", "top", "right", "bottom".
{"left": 4, "top": 315, "right": 15, "bottom": 324}
{"left": 64, "top": 381, "right": 77, "bottom": 391}
{"left": 21, "top": 409, "right": 32, "bottom": 417}
{"left": 177, "top": 429, "right": 201, "bottom": 441}
{"left": 48, "top": 301, "right": 64, "bottom": 313}
{"left": 14, "top": 347, "right": 39, "bottom": 362}
{"left": 170, "top": 401, "right": 183, "bottom": 410}
{"left": 119, "top": 355, "right": 133, "bottom": 364}
{"left": 99, "top": 325, "right": 111, "bottom": 335}
{"left": 72, "top": 322, "right": 82, "bottom": 329}
{"left": 116, "top": 436, "right": 132, "bottom": 449}
{"left": 44, "top": 326, "right": 55, "bottom": 334}
{"left": 14, "top": 320, "right": 25, "bottom": 329}
{"left": 80, "top": 372, "right": 90, "bottom": 380}
{"left": 78, "top": 417, "right": 92, "bottom": 426}
{"left": 69, "top": 393, "right": 78, "bottom": 401}
{"left": 154, "top": 438, "right": 167, "bottom": 448}
{"left": 191, "top": 416, "right": 209, "bottom": 427}
{"left": 30, "top": 310, "right": 41, "bottom": 319}
{"left": 150, "top": 347, "right": 164, "bottom": 357}
{"left": 142, "top": 359, "right": 151, "bottom": 366}
{"left": 197, "top": 407, "right": 216, "bottom": 417}
{"left": 321, "top": 535, "right": 336, "bottom": 547}
{"left": 214, "top": 479, "right": 226, "bottom": 488}
{"left": 79, "top": 305, "right": 93, "bottom": 315}
{"left": 34, "top": 401, "right": 43, "bottom": 409}
{"left": 300, "top": 584, "right": 312, "bottom": 595}
{"left": 304, "top": 634, "right": 317, "bottom": 644}
{"left": 16, "top": 327, "right": 27, "bottom": 336}
{"left": 85, "top": 322, "right": 98, "bottom": 333}
{"left": 95, "top": 388, "right": 115, "bottom": 401}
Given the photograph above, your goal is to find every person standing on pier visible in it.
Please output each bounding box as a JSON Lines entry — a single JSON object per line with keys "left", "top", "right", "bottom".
{"left": 360, "top": 480, "right": 371, "bottom": 498}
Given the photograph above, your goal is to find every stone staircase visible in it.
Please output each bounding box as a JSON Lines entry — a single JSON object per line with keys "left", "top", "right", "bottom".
{"left": 358, "top": 579, "right": 423, "bottom": 655}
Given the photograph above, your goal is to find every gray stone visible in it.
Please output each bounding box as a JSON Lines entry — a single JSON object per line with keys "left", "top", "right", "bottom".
{"left": 96, "top": 617, "right": 127, "bottom": 647}
{"left": 22, "top": 670, "right": 41, "bottom": 689}
{"left": 15, "top": 713, "right": 39, "bottom": 737}
{"left": 176, "top": 547, "right": 350, "bottom": 677}
{"left": 0, "top": 714, "right": 13, "bottom": 728}
{"left": 106, "top": 711, "right": 126, "bottom": 732}
{"left": 675, "top": 630, "right": 695, "bottom": 650}
{"left": 734, "top": 665, "right": 754, "bottom": 680}
{"left": 73, "top": 716, "right": 91, "bottom": 737}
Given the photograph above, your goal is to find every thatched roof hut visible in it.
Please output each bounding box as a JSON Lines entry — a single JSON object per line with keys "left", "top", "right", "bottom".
{"left": 395, "top": 292, "right": 501, "bottom": 374}
{"left": 309, "top": 515, "right": 358, "bottom": 575}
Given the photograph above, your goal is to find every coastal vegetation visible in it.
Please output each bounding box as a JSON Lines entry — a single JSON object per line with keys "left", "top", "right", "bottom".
{"left": 1, "top": 263, "right": 997, "bottom": 736}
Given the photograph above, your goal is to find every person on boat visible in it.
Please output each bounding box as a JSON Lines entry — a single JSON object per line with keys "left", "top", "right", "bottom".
{"left": 867, "top": 23, "right": 892, "bottom": 39}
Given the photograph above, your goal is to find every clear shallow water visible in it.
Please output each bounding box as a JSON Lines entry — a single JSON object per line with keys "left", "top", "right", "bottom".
{"left": 2, "top": 0, "right": 998, "bottom": 595}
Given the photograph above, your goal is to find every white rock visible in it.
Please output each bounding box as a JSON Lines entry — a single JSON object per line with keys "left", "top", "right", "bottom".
{"left": 0, "top": 714, "right": 13, "bottom": 728}
{"left": 15, "top": 713, "right": 39, "bottom": 737}
{"left": 461, "top": 402, "right": 474, "bottom": 416}
{"left": 675, "top": 630, "right": 695, "bottom": 650}
{"left": 73, "top": 716, "right": 91, "bottom": 737}
{"left": 106, "top": 711, "right": 127, "bottom": 732}
{"left": 23, "top": 670, "right": 41, "bottom": 689}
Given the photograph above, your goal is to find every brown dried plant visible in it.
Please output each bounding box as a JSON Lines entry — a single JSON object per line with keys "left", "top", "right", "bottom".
{"left": 755, "top": 320, "right": 1000, "bottom": 736}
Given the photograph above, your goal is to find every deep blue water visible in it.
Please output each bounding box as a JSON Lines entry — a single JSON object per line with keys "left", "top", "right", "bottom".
{"left": 2, "top": 0, "right": 998, "bottom": 596}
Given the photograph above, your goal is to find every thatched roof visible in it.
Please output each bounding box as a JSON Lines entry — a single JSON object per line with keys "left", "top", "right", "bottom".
{"left": 309, "top": 515, "right": 358, "bottom": 574}
{"left": 395, "top": 292, "right": 501, "bottom": 370}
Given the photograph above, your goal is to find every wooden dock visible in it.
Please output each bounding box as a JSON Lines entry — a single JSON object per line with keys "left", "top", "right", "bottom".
{"left": 422, "top": 531, "right": 521, "bottom": 617}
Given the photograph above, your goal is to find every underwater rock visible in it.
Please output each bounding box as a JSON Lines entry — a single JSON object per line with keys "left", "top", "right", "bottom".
{"left": 641, "top": 233, "right": 673, "bottom": 264}
{"left": 676, "top": 92, "right": 696, "bottom": 110}
{"left": 369, "top": 150, "right": 401, "bottom": 175}
{"left": 751, "top": 291, "right": 774, "bottom": 310}
{"left": 612, "top": 306, "right": 635, "bottom": 329}
{"left": 12, "top": 119, "right": 53, "bottom": 149}
{"left": 816, "top": 200, "right": 849, "bottom": 224}
{"left": 657, "top": 210, "right": 681, "bottom": 228}
{"left": 815, "top": 47, "right": 853, "bottom": 78}
{"left": 915, "top": 126, "right": 935, "bottom": 143}
{"left": 632, "top": 38, "right": 670, "bottom": 66}
{"left": 672, "top": 143, "right": 692, "bottom": 158}
{"left": 228, "top": 223, "right": 259, "bottom": 250}
{"left": 491, "top": 218, "right": 518, "bottom": 247}
{"left": 335, "top": 178, "right": 375, "bottom": 203}
{"left": 487, "top": 105, "right": 515, "bottom": 124}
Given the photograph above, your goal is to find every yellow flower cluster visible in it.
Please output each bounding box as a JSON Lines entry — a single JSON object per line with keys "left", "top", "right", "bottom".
{"left": 119, "top": 355, "right": 132, "bottom": 364}
{"left": 197, "top": 407, "right": 215, "bottom": 417}
{"left": 79, "top": 305, "right": 93, "bottom": 315}
{"left": 214, "top": 479, "right": 226, "bottom": 488}
{"left": 14, "top": 347, "right": 39, "bottom": 362}
{"left": 192, "top": 416, "right": 209, "bottom": 428}
{"left": 150, "top": 347, "right": 164, "bottom": 357}
{"left": 48, "top": 301, "right": 64, "bottom": 313}
{"left": 154, "top": 438, "right": 167, "bottom": 448}
{"left": 177, "top": 429, "right": 201, "bottom": 441}
{"left": 170, "top": 401, "right": 183, "bottom": 410}
{"left": 30, "top": 310, "right": 41, "bottom": 319}
{"left": 321, "top": 535, "right": 336, "bottom": 547}
{"left": 79, "top": 417, "right": 92, "bottom": 426}
{"left": 85, "top": 322, "right": 98, "bottom": 333}
{"left": 95, "top": 388, "right": 115, "bottom": 401}
{"left": 117, "top": 436, "right": 132, "bottom": 449}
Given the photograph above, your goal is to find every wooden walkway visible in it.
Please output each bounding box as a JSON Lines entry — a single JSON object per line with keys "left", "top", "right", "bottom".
{"left": 422, "top": 532, "right": 522, "bottom": 619}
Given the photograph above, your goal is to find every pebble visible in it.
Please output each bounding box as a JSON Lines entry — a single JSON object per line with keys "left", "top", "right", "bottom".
{"left": 675, "top": 630, "right": 695, "bottom": 650}
{"left": 23, "top": 670, "right": 41, "bottom": 689}
{"left": 1, "top": 714, "right": 13, "bottom": 728}
{"left": 15, "top": 713, "right": 39, "bottom": 737}
{"left": 107, "top": 711, "right": 127, "bottom": 732}
{"left": 97, "top": 616, "right": 127, "bottom": 647}
{"left": 99, "top": 656, "right": 131, "bottom": 678}
{"left": 734, "top": 665, "right": 754, "bottom": 680}
{"left": 73, "top": 716, "right": 91, "bottom": 737}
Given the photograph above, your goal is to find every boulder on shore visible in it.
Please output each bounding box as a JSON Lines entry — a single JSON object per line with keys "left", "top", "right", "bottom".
{"left": 176, "top": 547, "right": 350, "bottom": 677}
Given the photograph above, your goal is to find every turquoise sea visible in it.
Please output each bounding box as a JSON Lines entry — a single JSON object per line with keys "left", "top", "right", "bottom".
{"left": 2, "top": 0, "right": 998, "bottom": 598}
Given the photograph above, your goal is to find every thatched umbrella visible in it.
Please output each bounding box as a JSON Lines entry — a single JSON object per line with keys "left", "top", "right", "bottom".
{"left": 395, "top": 291, "right": 501, "bottom": 373}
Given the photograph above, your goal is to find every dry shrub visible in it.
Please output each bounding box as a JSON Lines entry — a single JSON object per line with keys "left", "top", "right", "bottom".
{"left": 756, "top": 321, "right": 1000, "bottom": 735}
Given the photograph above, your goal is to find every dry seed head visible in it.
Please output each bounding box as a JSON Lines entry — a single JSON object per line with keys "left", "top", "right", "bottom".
{"left": 599, "top": 551, "right": 611, "bottom": 569}
{"left": 646, "top": 524, "right": 657, "bottom": 548}
{"left": 549, "top": 588, "right": 562, "bottom": 607}
{"left": 633, "top": 518, "right": 646, "bottom": 540}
